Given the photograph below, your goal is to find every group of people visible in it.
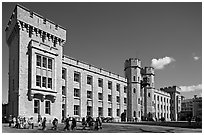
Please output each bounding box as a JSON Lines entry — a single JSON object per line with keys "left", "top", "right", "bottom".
{"left": 8, "top": 115, "right": 34, "bottom": 129}
{"left": 7, "top": 114, "right": 103, "bottom": 131}
{"left": 63, "top": 115, "right": 102, "bottom": 131}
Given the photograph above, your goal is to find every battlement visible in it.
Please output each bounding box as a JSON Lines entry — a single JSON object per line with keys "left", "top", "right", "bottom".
{"left": 124, "top": 58, "right": 141, "bottom": 70}
{"left": 160, "top": 86, "right": 181, "bottom": 94}
{"left": 142, "top": 67, "right": 154, "bottom": 75}
{"left": 5, "top": 4, "right": 66, "bottom": 45}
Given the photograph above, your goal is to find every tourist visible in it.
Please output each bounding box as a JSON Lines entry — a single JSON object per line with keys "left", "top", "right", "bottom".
{"left": 42, "top": 117, "right": 47, "bottom": 130}
{"left": 12, "top": 116, "right": 16, "bottom": 128}
{"left": 64, "top": 116, "right": 70, "bottom": 131}
{"left": 28, "top": 117, "right": 34, "bottom": 129}
{"left": 8, "top": 115, "right": 12, "bottom": 127}
{"left": 38, "top": 114, "right": 42, "bottom": 129}
{"left": 98, "top": 116, "right": 102, "bottom": 129}
{"left": 52, "top": 118, "right": 58, "bottom": 130}
{"left": 94, "top": 117, "right": 99, "bottom": 130}
{"left": 82, "top": 117, "right": 86, "bottom": 130}
{"left": 71, "top": 117, "right": 77, "bottom": 130}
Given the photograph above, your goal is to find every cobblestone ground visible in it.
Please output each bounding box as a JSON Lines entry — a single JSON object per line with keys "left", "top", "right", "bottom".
{"left": 2, "top": 122, "right": 202, "bottom": 133}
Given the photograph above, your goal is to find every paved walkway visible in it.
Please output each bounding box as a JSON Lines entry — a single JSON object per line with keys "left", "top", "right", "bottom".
{"left": 2, "top": 122, "right": 202, "bottom": 133}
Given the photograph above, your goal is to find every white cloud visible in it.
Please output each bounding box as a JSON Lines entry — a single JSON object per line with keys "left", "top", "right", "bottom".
{"left": 151, "top": 56, "right": 175, "bottom": 70}
{"left": 192, "top": 53, "right": 200, "bottom": 61}
{"left": 180, "top": 84, "right": 202, "bottom": 92}
{"left": 193, "top": 56, "right": 200, "bottom": 61}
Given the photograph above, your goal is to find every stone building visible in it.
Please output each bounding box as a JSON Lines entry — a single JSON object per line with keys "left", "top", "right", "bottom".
{"left": 180, "top": 95, "right": 202, "bottom": 121}
{"left": 5, "top": 4, "right": 181, "bottom": 123}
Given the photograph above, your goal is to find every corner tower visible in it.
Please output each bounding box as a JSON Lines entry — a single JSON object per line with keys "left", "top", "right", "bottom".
{"left": 141, "top": 67, "right": 155, "bottom": 120}
{"left": 124, "top": 58, "right": 142, "bottom": 121}
{"left": 5, "top": 5, "right": 66, "bottom": 121}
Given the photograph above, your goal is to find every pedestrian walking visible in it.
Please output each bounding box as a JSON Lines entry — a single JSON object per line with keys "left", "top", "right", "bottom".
{"left": 8, "top": 115, "right": 12, "bottom": 127}
{"left": 16, "top": 117, "right": 20, "bottom": 129}
{"left": 82, "top": 117, "right": 86, "bottom": 130}
{"left": 38, "top": 114, "right": 42, "bottom": 129}
{"left": 98, "top": 116, "right": 102, "bottom": 129}
{"left": 64, "top": 117, "right": 70, "bottom": 131}
{"left": 71, "top": 117, "right": 77, "bottom": 130}
{"left": 28, "top": 117, "right": 34, "bottom": 129}
{"left": 94, "top": 117, "right": 99, "bottom": 130}
{"left": 52, "top": 118, "right": 58, "bottom": 130}
{"left": 12, "top": 116, "right": 16, "bottom": 128}
{"left": 42, "top": 117, "right": 47, "bottom": 130}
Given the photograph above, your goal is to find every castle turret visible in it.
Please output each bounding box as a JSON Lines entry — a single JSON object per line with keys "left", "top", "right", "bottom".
{"left": 141, "top": 67, "right": 155, "bottom": 120}
{"left": 124, "top": 58, "right": 142, "bottom": 121}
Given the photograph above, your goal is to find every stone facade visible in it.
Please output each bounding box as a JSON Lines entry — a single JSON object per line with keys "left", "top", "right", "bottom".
{"left": 180, "top": 95, "right": 202, "bottom": 120}
{"left": 6, "top": 4, "right": 181, "bottom": 123}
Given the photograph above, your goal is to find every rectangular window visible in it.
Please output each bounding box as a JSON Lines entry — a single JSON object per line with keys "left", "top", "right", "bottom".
{"left": 158, "top": 104, "right": 159, "bottom": 110}
{"left": 34, "top": 100, "right": 40, "bottom": 113}
{"left": 117, "top": 96, "right": 120, "bottom": 103}
{"left": 98, "top": 107, "right": 103, "bottom": 116}
{"left": 45, "top": 101, "right": 51, "bottom": 114}
{"left": 98, "top": 78, "right": 103, "bottom": 87}
{"left": 161, "top": 97, "right": 162, "bottom": 102}
{"left": 108, "top": 81, "right": 112, "bottom": 90}
{"left": 42, "top": 76, "right": 46, "bottom": 87}
{"left": 74, "top": 72, "right": 80, "bottom": 82}
{"left": 164, "top": 97, "right": 166, "bottom": 103}
{"left": 62, "top": 104, "right": 65, "bottom": 118}
{"left": 74, "top": 88, "right": 80, "bottom": 97}
{"left": 108, "top": 95, "right": 112, "bottom": 102}
{"left": 138, "top": 98, "right": 140, "bottom": 105}
{"left": 48, "top": 58, "right": 52, "bottom": 69}
{"left": 124, "top": 98, "right": 127, "bottom": 104}
{"left": 43, "top": 57, "right": 47, "bottom": 68}
{"left": 167, "top": 99, "right": 168, "bottom": 103}
{"left": 117, "top": 109, "right": 120, "bottom": 116}
{"left": 62, "top": 86, "right": 66, "bottom": 96}
{"left": 87, "top": 91, "right": 92, "bottom": 99}
{"left": 98, "top": 93, "right": 103, "bottom": 100}
{"left": 116, "top": 84, "right": 120, "bottom": 91}
{"left": 62, "top": 69, "right": 66, "bottom": 79}
{"left": 36, "top": 75, "right": 41, "bottom": 87}
{"left": 148, "top": 93, "right": 151, "bottom": 97}
{"left": 48, "top": 78, "right": 52, "bottom": 89}
{"left": 161, "top": 105, "right": 162, "bottom": 110}
{"left": 108, "top": 108, "right": 112, "bottom": 116}
{"left": 154, "top": 95, "right": 156, "bottom": 100}
{"left": 157, "top": 96, "right": 159, "bottom": 101}
{"left": 87, "top": 75, "right": 92, "bottom": 85}
{"left": 74, "top": 105, "right": 80, "bottom": 115}
{"left": 124, "top": 86, "right": 127, "bottom": 93}
{"left": 87, "top": 106, "right": 92, "bottom": 116}
{"left": 36, "top": 55, "right": 41, "bottom": 67}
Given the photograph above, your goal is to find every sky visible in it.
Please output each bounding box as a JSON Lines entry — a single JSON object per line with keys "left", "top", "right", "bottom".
{"left": 2, "top": 2, "right": 202, "bottom": 103}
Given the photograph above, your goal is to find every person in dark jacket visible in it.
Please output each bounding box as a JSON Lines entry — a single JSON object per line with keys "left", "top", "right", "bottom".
{"left": 64, "top": 117, "right": 70, "bottom": 131}
{"left": 42, "top": 117, "right": 47, "bottom": 130}
{"left": 71, "top": 117, "right": 77, "bottom": 130}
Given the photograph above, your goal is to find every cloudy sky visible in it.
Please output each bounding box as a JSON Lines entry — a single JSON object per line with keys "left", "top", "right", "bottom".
{"left": 2, "top": 2, "right": 202, "bottom": 102}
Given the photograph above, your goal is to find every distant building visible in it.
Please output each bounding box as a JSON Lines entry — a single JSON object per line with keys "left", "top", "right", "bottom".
{"left": 180, "top": 95, "right": 202, "bottom": 120}
{"left": 5, "top": 4, "right": 181, "bottom": 123}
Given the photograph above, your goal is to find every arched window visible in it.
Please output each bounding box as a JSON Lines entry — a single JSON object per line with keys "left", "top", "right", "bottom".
{"left": 133, "top": 88, "right": 136, "bottom": 93}
{"left": 134, "top": 111, "right": 136, "bottom": 117}
{"left": 133, "top": 76, "right": 136, "bottom": 81}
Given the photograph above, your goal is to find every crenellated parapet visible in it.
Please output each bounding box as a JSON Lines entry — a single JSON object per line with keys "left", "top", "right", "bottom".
{"left": 5, "top": 4, "right": 66, "bottom": 47}
{"left": 124, "top": 58, "right": 141, "bottom": 70}
{"left": 141, "top": 67, "right": 155, "bottom": 76}
{"left": 160, "top": 86, "right": 181, "bottom": 94}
